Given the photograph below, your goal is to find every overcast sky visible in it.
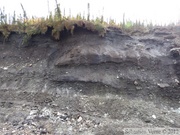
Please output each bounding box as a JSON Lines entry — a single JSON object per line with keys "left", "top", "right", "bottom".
{"left": 0, "top": 0, "right": 180, "bottom": 25}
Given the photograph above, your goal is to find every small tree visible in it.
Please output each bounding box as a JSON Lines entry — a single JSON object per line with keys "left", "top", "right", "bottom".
{"left": 12, "top": 11, "right": 16, "bottom": 24}
{"left": 0, "top": 7, "right": 7, "bottom": 24}
{"left": 54, "top": 0, "right": 62, "bottom": 20}
{"left": 87, "top": 3, "right": 90, "bottom": 21}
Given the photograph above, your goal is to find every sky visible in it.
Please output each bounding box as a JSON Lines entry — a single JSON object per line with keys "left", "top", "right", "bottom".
{"left": 0, "top": 0, "right": 180, "bottom": 25}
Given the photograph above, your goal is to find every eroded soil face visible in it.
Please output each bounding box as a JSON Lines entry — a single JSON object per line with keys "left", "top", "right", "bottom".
{"left": 0, "top": 27, "right": 180, "bottom": 134}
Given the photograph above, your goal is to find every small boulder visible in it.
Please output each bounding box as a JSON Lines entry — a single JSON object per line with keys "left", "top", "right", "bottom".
{"left": 170, "top": 48, "right": 180, "bottom": 58}
{"left": 157, "top": 83, "right": 170, "bottom": 88}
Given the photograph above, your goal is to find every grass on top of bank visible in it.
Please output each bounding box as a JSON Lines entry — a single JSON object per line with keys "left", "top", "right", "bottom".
{"left": 0, "top": 1, "right": 175, "bottom": 43}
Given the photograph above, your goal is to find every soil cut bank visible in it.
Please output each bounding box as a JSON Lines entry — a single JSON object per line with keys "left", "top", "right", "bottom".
{"left": 0, "top": 26, "right": 180, "bottom": 134}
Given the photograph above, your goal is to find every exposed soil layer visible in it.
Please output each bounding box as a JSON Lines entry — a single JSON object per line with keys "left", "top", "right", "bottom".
{"left": 0, "top": 27, "right": 180, "bottom": 134}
